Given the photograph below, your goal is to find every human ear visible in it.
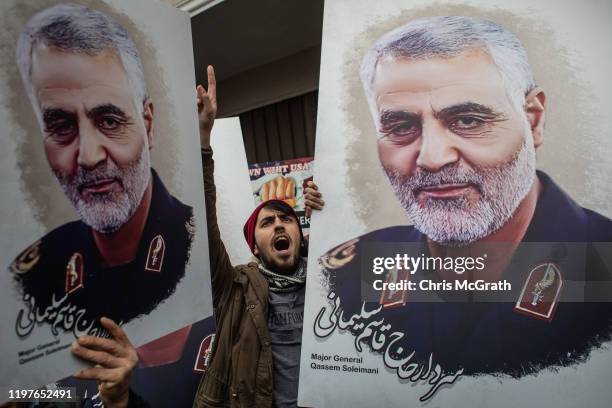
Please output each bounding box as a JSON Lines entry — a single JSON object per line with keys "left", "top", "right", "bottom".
{"left": 525, "top": 88, "right": 546, "bottom": 148}
{"left": 143, "top": 99, "right": 154, "bottom": 149}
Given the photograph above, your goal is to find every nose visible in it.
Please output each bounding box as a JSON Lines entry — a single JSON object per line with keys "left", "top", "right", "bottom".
{"left": 271, "top": 214, "right": 288, "bottom": 231}
{"left": 415, "top": 121, "right": 459, "bottom": 172}
{"left": 77, "top": 121, "right": 107, "bottom": 169}
{"left": 273, "top": 217, "right": 285, "bottom": 230}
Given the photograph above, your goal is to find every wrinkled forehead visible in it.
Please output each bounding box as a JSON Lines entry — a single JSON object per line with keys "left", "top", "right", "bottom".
{"left": 29, "top": 44, "right": 138, "bottom": 118}
{"left": 371, "top": 49, "right": 510, "bottom": 113}
{"left": 30, "top": 44, "right": 130, "bottom": 95}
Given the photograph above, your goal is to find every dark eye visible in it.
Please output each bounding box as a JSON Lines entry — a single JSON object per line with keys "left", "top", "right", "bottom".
{"left": 45, "top": 120, "right": 77, "bottom": 143}
{"left": 97, "top": 116, "right": 122, "bottom": 131}
{"left": 281, "top": 215, "right": 292, "bottom": 223}
{"left": 390, "top": 122, "right": 419, "bottom": 136}
{"left": 380, "top": 122, "right": 421, "bottom": 144}
{"left": 450, "top": 116, "right": 484, "bottom": 131}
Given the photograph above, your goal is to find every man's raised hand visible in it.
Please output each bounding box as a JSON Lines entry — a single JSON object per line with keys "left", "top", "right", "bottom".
{"left": 304, "top": 181, "right": 325, "bottom": 218}
{"left": 196, "top": 65, "right": 217, "bottom": 148}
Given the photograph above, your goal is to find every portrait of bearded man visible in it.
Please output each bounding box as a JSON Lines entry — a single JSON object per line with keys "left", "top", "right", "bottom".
{"left": 8, "top": 3, "right": 195, "bottom": 333}
{"left": 318, "top": 15, "right": 612, "bottom": 382}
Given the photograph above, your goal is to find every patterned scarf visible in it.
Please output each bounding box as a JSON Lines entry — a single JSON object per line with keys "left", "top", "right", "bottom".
{"left": 258, "top": 257, "right": 307, "bottom": 293}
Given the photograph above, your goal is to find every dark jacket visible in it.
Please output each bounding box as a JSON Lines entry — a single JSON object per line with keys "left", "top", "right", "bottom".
{"left": 10, "top": 169, "right": 194, "bottom": 334}
{"left": 194, "top": 149, "right": 273, "bottom": 408}
{"left": 320, "top": 171, "right": 612, "bottom": 381}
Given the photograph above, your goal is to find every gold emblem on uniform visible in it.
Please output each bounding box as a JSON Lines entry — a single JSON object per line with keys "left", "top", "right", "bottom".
{"left": 320, "top": 238, "right": 359, "bottom": 270}
{"left": 514, "top": 263, "right": 563, "bottom": 322}
{"left": 10, "top": 240, "right": 41, "bottom": 274}
{"left": 65, "top": 252, "right": 84, "bottom": 294}
{"left": 145, "top": 235, "right": 166, "bottom": 272}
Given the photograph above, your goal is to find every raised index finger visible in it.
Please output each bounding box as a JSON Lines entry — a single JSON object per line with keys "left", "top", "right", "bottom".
{"left": 206, "top": 65, "right": 217, "bottom": 104}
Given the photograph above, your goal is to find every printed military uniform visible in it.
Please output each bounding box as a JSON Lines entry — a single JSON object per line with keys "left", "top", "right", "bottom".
{"left": 9, "top": 170, "right": 195, "bottom": 331}
{"left": 319, "top": 171, "right": 612, "bottom": 378}
{"left": 58, "top": 317, "right": 216, "bottom": 407}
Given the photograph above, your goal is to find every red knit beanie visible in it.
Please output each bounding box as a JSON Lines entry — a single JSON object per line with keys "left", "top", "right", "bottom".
{"left": 243, "top": 199, "right": 303, "bottom": 254}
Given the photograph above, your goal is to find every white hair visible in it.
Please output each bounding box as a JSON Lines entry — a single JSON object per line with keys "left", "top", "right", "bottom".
{"left": 16, "top": 3, "right": 148, "bottom": 120}
{"left": 360, "top": 16, "right": 536, "bottom": 115}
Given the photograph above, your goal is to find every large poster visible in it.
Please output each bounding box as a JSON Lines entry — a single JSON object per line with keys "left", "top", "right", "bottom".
{"left": 48, "top": 118, "right": 250, "bottom": 407}
{"left": 299, "top": 0, "right": 612, "bottom": 407}
{"left": 213, "top": 118, "right": 257, "bottom": 265}
{"left": 0, "top": 0, "right": 213, "bottom": 396}
{"left": 249, "top": 157, "right": 314, "bottom": 235}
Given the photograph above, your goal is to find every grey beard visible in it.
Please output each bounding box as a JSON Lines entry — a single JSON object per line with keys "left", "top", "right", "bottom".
{"left": 54, "top": 145, "right": 151, "bottom": 234}
{"left": 384, "top": 137, "right": 536, "bottom": 246}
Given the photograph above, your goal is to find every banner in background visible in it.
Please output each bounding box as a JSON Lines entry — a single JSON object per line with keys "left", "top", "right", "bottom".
{"left": 249, "top": 157, "right": 314, "bottom": 236}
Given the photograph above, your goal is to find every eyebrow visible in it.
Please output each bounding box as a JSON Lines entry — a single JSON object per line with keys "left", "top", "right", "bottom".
{"left": 42, "top": 108, "right": 74, "bottom": 123}
{"left": 86, "top": 103, "right": 129, "bottom": 120}
{"left": 379, "top": 110, "right": 421, "bottom": 126}
{"left": 259, "top": 213, "right": 293, "bottom": 226}
{"left": 259, "top": 215, "right": 275, "bottom": 226}
{"left": 434, "top": 102, "right": 505, "bottom": 120}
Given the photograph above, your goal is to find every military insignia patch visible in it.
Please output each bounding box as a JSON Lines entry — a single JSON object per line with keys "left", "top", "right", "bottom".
{"left": 65, "top": 252, "right": 84, "bottom": 294}
{"left": 145, "top": 235, "right": 166, "bottom": 272}
{"left": 514, "top": 262, "right": 563, "bottom": 322}
{"left": 320, "top": 238, "right": 359, "bottom": 270}
{"left": 193, "top": 333, "right": 215, "bottom": 373}
{"left": 10, "top": 240, "right": 41, "bottom": 274}
{"left": 379, "top": 267, "right": 410, "bottom": 309}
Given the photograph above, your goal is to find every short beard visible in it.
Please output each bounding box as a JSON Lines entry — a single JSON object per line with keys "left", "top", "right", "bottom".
{"left": 384, "top": 134, "right": 536, "bottom": 246}
{"left": 54, "top": 144, "right": 151, "bottom": 234}
{"left": 257, "top": 247, "right": 301, "bottom": 275}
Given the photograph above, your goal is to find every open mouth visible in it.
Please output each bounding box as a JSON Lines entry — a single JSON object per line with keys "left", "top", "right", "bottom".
{"left": 273, "top": 235, "right": 291, "bottom": 251}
